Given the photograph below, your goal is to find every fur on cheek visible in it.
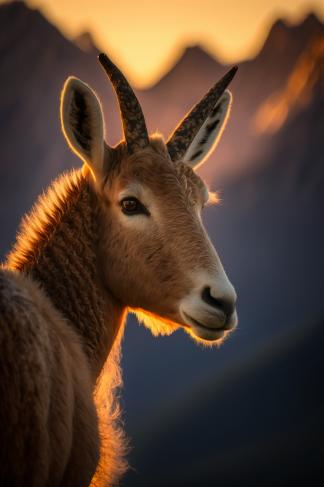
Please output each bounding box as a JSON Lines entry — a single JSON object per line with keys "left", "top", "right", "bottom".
{"left": 130, "top": 308, "right": 180, "bottom": 337}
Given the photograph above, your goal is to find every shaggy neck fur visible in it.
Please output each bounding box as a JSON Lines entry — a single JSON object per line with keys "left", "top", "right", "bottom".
{"left": 6, "top": 169, "right": 125, "bottom": 380}
{"left": 6, "top": 169, "right": 128, "bottom": 485}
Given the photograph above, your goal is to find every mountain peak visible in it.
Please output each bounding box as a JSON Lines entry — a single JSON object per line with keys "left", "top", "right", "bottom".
{"left": 0, "top": 0, "right": 40, "bottom": 19}
{"left": 0, "top": 0, "right": 68, "bottom": 46}
{"left": 181, "top": 44, "right": 214, "bottom": 61}
{"left": 74, "top": 31, "right": 99, "bottom": 54}
{"left": 261, "top": 11, "right": 324, "bottom": 56}
{"left": 149, "top": 43, "right": 223, "bottom": 94}
{"left": 298, "top": 12, "right": 323, "bottom": 30}
{"left": 269, "top": 12, "right": 323, "bottom": 34}
{"left": 1, "top": 1, "right": 28, "bottom": 12}
{"left": 167, "top": 44, "right": 223, "bottom": 76}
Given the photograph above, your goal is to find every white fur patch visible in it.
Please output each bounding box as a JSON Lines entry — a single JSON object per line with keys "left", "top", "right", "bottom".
{"left": 183, "top": 90, "right": 232, "bottom": 169}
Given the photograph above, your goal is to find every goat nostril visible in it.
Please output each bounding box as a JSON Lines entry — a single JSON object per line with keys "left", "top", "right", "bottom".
{"left": 201, "top": 287, "right": 234, "bottom": 317}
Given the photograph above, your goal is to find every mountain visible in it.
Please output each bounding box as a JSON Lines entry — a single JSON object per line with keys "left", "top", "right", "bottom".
{"left": 124, "top": 316, "right": 324, "bottom": 486}
{"left": 74, "top": 31, "right": 99, "bottom": 55}
{"left": 141, "top": 13, "right": 324, "bottom": 183}
{"left": 0, "top": 2, "right": 323, "bottom": 254}
{"left": 0, "top": 1, "right": 122, "bottom": 253}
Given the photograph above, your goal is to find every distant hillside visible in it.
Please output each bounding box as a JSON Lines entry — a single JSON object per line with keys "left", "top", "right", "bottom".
{"left": 142, "top": 13, "right": 324, "bottom": 183}
{"left": 124, "top": 316, "right": 324, "bottom": 486}
{"left": 0, "top": 1, "right": 122, "bottom": 252}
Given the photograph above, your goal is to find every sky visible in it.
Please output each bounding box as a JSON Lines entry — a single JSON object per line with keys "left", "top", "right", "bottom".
{"left": 14, "top": 0, "right": 324, "bottom": 86}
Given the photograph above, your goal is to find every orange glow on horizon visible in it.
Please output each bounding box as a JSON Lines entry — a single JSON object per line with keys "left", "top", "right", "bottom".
{"left": 11, "top": 0, "right": 324, "bottom": 88}
{"left": 253, "top": 36, "right": 324, "bottom": 134}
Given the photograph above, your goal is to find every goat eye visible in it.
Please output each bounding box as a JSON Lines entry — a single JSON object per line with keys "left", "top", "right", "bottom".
{"left": 120, "top": 197, "right": 149, "bottom": 216}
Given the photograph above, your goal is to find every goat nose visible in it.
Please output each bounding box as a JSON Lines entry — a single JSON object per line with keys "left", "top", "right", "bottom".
{"left": 201, "top": 286, "right": 235, "bottom": 317}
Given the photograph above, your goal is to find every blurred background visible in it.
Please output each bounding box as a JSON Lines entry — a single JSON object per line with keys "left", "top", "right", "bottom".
{"left": 0, "top": 0, "right": 324, "bottom": 485}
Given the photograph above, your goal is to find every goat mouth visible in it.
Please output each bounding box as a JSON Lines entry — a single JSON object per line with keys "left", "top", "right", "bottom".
{"left": 182, "top": 311, "right": 226, "bottom": 338}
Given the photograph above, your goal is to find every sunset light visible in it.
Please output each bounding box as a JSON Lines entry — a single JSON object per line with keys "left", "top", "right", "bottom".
{"left": 22, "top": 0, "right": 324, "bottom": 87}
{"left": 0, "top": 1, "right": 324, "bottom": 485}
{"left": 253, "top": 36, "right": 324, "bottom": 133}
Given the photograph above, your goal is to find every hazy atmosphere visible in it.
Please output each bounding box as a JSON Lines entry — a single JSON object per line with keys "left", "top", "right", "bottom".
{"left": 22, "top": 0, "right": 324, "bottom": 86}
{"left": 0, "top": 0, "right": 323, "bottom": 485}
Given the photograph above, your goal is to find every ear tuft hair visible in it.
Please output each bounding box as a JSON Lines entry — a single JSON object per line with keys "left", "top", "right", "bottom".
{"left": 70, "top": 89, "right": 92, "bottom": 154}
{"left": 60, "top": 77, "right": 105, "bottom": 179}
{"left": 183, "top": 90, "right": 233, "bottom": 169}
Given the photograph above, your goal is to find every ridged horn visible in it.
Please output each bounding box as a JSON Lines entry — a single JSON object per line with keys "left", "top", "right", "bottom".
{"left": 166, "top": 66, "right": 238, "bottom": 161}
{"left": 98, "top": 52, "right": 149, "bottom": 154}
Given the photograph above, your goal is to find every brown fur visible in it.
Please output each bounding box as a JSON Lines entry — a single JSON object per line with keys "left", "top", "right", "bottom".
{"left": 0, "top": 77, "right": 236, "bottom": 484}
{"left": 97, "top": 137, "right": 221, "bottom": 335}
{"left": 1, "top": 137, "right": 214, "bottom": 485}
{"left": 2, "top": 169, "right": 127, "bottom": 486}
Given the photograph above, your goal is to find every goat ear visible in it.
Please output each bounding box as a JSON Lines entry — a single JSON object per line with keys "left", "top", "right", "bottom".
{"left": 60, "top": 77, "right": 105, "bottom": 180}
{"left": 183, "top": 90, "right": 232, "bottom": 169}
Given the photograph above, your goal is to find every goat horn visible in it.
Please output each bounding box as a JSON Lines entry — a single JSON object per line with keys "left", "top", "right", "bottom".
{"left": 98, "top": 53, "right": 149, "bottom": 154}
{"left": 166, "top": 66, "right": 238, "bottom": 161}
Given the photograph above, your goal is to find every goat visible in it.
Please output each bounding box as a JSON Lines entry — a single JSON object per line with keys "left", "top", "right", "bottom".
{"left": 0, "top": 53, "right": 237, "bottom": 486}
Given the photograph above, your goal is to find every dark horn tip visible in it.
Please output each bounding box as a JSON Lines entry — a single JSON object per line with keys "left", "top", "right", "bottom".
{"left": 98, "top": 52, "right": 116, "bottom": 70}
{"left": 98, "top": 52, "right": 110, "bottom": 66}
{"left": 226, "top": 65, "right": 238, "bottom": 81}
